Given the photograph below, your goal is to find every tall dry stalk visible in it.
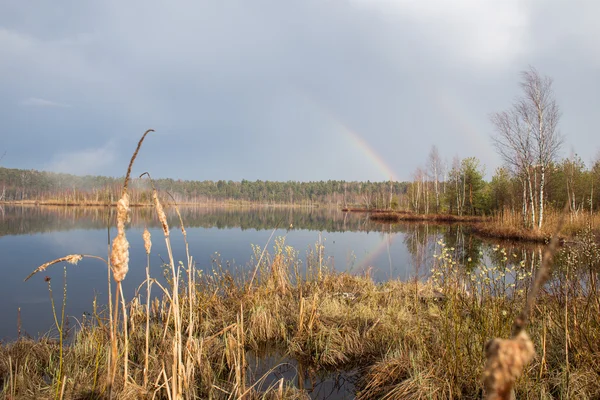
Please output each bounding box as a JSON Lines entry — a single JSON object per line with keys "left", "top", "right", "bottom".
{"left": 165, "top": 192, "right": 197, "bottom": 397}
{"left": 148, "top": 185, "right": 184, "bottom": 399}
{"left": 143, "top": 228, "right": 152, "bottom": 389}
{"left": 24, "top": 252, "right": 108, "bottom": 398}
{"left": 483, "top": 202, "right": 569, "bottom": 400}
{"left": 45, "top": 267, "right": 68, "bottom": 399}
{"left": 108, "top": 129, "right": 153, "bottom": 393}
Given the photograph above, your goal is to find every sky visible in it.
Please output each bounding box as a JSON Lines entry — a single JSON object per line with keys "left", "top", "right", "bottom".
{"left": 1, "top": 0, "right": 599, "bottom": 182}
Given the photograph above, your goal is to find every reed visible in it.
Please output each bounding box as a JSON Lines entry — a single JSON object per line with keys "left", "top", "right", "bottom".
{"left": 6, "top": 229, "right": 600, "bottom": 398}
{"left": 6, "top": 133, "right": 599, "bottom": 399}
{"left": 369, "top": 211, "right": 487, "bottom": 224}
{"left": 142, "top": 227, "right": 152, "bottom": 389}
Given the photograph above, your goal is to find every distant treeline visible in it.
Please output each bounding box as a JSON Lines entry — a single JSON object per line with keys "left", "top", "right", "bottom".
{"left": 0, "top": 167, "right": 408, "bottom": 207}
{"left": 0, "top": 205, "right": 419, "bottom": 237}
{"left": 2, "top": 152, "right": 599, "bottom": 217}
{"left": 407, "top": 152, "right": 600, "bottom": 218}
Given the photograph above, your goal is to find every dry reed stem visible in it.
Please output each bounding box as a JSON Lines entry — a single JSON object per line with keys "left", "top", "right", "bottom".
{"left": 24, "top": 254, "right": 82, "bottom": 281}
{"left": 120, "top": 282, "right": 129, "bottom": 384}
{"left": 139, "top": 173, "right": 170, "bottom": 238}
{"left": 110, "top": 281, "right": 122, "bottom": 393}
{"left": 148, "top": 189, "right": 182, "bottom": 399}
{"left": 109, "top": 129, "right": 153, "bottom": 394}
{"left": 483, "top": 202, "right": 569, "bottom": 400}
{"left": 121, "top": 129, "right": 154, "bottom": 196}
{"left": 165, "top": 191, "right": 187, "bottom": 237}
{"left": 153, "top": 189, "right": 169, "bottom": 238}
{"left": 248, "top": 226, "right": 279, "bottom": 290}
{"left": 143, "top": 227, "right": 151, "bottom": 388}
{"left": 60, "top": 374, "right": 67, "bottom": 399}
{"left": 164, "top": 192, "right": 196, "bottom": 361}
{"left": 512, "top": 202, "right": 570, "bottom": 336}
{"left": 24, "top": 254, "right": 109, "bottom": 282}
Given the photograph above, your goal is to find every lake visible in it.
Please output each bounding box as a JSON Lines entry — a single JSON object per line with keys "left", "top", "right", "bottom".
{"left": 0, "top": 205, "right": 537, "bottom": 341}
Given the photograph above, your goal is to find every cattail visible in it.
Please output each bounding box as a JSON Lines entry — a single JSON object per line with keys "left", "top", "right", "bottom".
{"left": 483, "top": 330, "right": 535, "bottom": 400}
{"left": 110, "top": 233, "right": 129, "bottom": 282}
{"left": 116, "top": 194, "right": 130, "bottom": 231}
{"left": 110, "top": 194, "right": 130, "bottom": 282}
{"left": 65, "top": 254, "right": 83, "bottom": 264}
{"left": 108, "top": 129, "right": 153, "bottom": 283}
{"left": 152, "top": 189, "right": 169, "bottom": 237}
{"left": 24, "top": 254, "right": 83, "bottom": 282}
{"left": 143, "top": 228, "right": 152, "bottom": 255}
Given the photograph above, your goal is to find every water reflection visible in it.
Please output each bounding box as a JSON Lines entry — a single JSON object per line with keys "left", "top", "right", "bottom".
{"left": 0, "top": 206, "right": 541, "bottom": 342}
{"left": 0, "top": 205, "right": 377, "bottom": 236}
{"left": 246, "top": 347, "right": 357, "bottom": 399}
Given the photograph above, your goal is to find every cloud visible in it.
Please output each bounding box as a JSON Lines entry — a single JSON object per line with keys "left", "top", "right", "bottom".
{"left": 1, "top": 0, "right": 600, "bottom": 181}
{"left": 45, "top": 141, "right": 117, "bottom": 176}
{"left": 20, "top": 97, "right": 71, "bottom": 108}
{"left": 350, "top": 0, "right": 529, "bottom": 68}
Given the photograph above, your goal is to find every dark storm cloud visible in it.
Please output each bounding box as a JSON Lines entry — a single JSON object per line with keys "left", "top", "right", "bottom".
{"left": 1, "top": 0, "right": 599, "bottom": 181}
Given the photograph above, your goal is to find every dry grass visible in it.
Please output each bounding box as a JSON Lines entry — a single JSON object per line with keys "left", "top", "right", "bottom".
{"left": 370, "top": 208, "right": 600, "bottom": 244}
{"left": 473, "top": 209, "right": 600, "bottom": 244}
{"left": 370, "top": 211, "right": 487, "bottom": 224}
{"left": 471, "top": 222, "right": 550, "bottom": 243}
{"left": 3, "top": 233, "right": 600, "bottom": 398}
{"left": 2, "top": 133, "right": 599, "bottom": 399}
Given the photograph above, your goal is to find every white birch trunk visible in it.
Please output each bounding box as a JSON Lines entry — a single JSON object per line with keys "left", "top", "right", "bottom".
{"left": 538, "top": 167, "right": 545, "bottom": 229}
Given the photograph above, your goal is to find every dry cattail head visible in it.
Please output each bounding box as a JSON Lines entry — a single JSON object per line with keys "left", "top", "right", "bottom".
{"left": 152, "top": 189, "right": 169, "bottom": 237}
{"left": 483, "top": 330, "right": 535, "bottom": 400}
{"left": 143, "top": 228, "right": 152, "bottom": 255}
{"left": 66, "top": 254, "right": 83, "bottom": 265}
{"left": 110, "top": 193, "right": 131, "bottom": 282}
{"left": 116, "top": 193, "right": 130, "bottom": 230}
{"left": 24, "top": 254, "right": 83, "bottom": 282}
{"left": 110, "top": 233, "right": 129, "bottom": 282}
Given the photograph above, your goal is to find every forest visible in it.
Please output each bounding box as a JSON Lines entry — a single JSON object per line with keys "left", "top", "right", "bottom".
{"left": 1, "top": 152, "right": 598, "bottom": 219}
{"left": 0, "top": 166, "right": 408, "bottom": 208}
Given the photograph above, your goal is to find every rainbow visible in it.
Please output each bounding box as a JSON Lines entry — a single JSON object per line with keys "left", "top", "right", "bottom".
{"left": 354, "top": 232, "right": 396, "bottom": 275}
{"left": 327, "top": 115, "right": 399, "bottom": 182}
{"left": 432, "top": 89, "right": 496, "bottom": 165}
{"left": 298, "top": 90, "right": 398, "bottom": 182}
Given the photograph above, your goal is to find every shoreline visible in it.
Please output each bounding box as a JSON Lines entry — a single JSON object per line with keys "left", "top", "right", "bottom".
{"left": 2, "top": 241, "right": 596, "bottom": 398}
{"left": 0, "top": 200, "right": 323, "bottom": 208}
{"left": 349, "top": 209, "right": 564, "bottom": 243}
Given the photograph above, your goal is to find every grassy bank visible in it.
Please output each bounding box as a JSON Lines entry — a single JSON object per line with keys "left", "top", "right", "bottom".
{"left": 367, "top": 209, "right": 599, "bottom": 243}
{"left": 471, "top": 210, "right": 600, "bottom": 243}
{"left": 2, "top": 229, "right": 599, "bottom": 399}
{"left": 369, "top": 211, "right": 485, "bottom": 224}
{"left": 2, "top": 132, "right": 598, "bottom": 399}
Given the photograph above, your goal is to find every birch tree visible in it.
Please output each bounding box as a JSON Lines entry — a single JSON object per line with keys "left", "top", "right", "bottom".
{"left": 428, "top": 145, "right": 442, "bottom": 213}
{"left": 447, "top": 156, "right": 465, "bottom": 216}
{"left": 490, "top": 67, "right": 562, "bottom": 229}
{"left": 519, "top": 67, "right": 562, "bottom": 228}
{"left": 491, "top": 108, "right": 536, "bottom": 227}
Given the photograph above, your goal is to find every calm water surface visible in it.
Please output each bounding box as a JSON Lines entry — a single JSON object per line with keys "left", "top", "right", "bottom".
{"left": 0, "top": 205, "right": 536, "bottom": 342}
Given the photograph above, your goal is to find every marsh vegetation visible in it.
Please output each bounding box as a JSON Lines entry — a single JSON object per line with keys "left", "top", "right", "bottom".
{"left": 1, "top": 130, "right": 599, "bottom": 399}
{"left": 1, "top": 223, "right": 599, "bottom": 399}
